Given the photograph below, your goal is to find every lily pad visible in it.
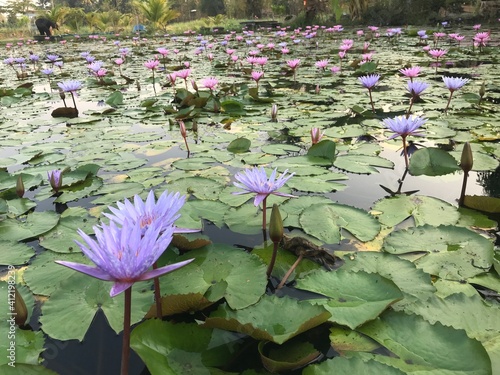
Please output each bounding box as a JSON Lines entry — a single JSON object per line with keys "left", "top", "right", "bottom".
{"left": 409, "top": 147, "right": 461, "bottom": 176}
{"left": 382, "top": 225, "right": 494, "bottom": 280}
{"left": 204, "top": 294, "right": 331, "bottom": 344}
{"left": 296, "top": 269, "right": 403, "bottom": 329}
{"left": 131, "top": 319, "right": 240, "bottom": 375}
{"left": 373, "top": 195, "right": 460, "bottom": 227}
{"left": 0, "top": 241, "right": 35, "bottom": 266}
{"left": 0, "top": 211, "right": 60, "bottom": 242}
{"left": 357, "top": 310, "right": 492, "bottom": 375}
{"left": 300, "top": 203, "right": 380, "bottom": 244}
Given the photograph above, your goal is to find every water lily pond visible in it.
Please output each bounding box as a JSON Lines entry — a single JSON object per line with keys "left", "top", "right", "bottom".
{"left": 1, "top": 24, "right": 500, "bottom": 375}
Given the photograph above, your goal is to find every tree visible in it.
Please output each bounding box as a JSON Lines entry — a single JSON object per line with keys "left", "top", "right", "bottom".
{"left": 200, "top": 0, "right": 225, "bottom": 16}
{"left": 133, "top": 0, "right": 179, "bottom": 31}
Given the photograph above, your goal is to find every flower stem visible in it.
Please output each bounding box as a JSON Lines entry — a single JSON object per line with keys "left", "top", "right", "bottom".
{"left": 406, "top": 97, "right": 414, "bottom": 118}
{"left": 120, "top": 287, "right": 132, "bottom": 375}
{"left": 368, "top": 89, "right": 375, "bottom": 113}
{"left": 152, "top": 261, "right": 162, "bottom": 319}
{"left": 70, "top": 92, "right": 77, "bottom": 111}
{"left": 262, "top": 196, "right": 267, "bottom": 231}
{"left": 402, "top": 136, "right": 409, "bottom": 169}
{"left": 267, "top": 241, "right": 279, "bottom": 278}
{"left": 277, "top": 254, "right": 303, "bottom": 289}
{"left": 152, "top": 71, "right": 157, "bottom": 96}
{"left": 444, "top": 91, "right": 454, "bottom": 112}
{"left": 459, "top": 171, "right": 468, "bottom": 206}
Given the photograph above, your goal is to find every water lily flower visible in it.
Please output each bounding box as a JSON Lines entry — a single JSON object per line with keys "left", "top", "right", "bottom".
{"left": 382, "top": 115, "right": 427, "bottom": 168}
{"left": 286, "top": 59, "right": 300, "bottom": 82}
{"left": 233, "top": 167, "right": 296, "bottom": 230}
{"left": 399, "top": 66, "right": 421, "bottom": 81}
{"left": 47, "top": 169, "right": 63, "bottom": 193}
{"left": 311, "top": 127, "right": 325, "bottom": 144}
{"left": 201, "top": 77, "right": 218, "bottom": 93}
{"left": 358, "top": 74, "right": 380, "bottom": 112}
{"left": 251, "top": 71, "right": 264, "bottom": 89}
{"left": 176, "top": 68, "right": 191, "bottom": 89}
{"left": 144, "top": 59, "right": 160, "bottom": 95}
{"left": 407, "top": 80, "right": 429, "bottom": 97}
{"left": 57, "top": 80, "right": 82, "bottom": 111}
{"left": 428, "top": 49, "right": 447, "bottom": 73}
{"left": 315, "top": 59, "right": 329, "bottom": 71}
{"left": 56, "top": 220, "right": 193, "bottom": 296}
{"left": 443, "top": 76, "right": 470, "bottom": 111}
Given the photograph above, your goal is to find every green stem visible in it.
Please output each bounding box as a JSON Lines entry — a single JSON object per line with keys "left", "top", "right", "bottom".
{"left": 120, "top": 287, "right": 132, "bottom": 375}
{"left": 444, "top": 91, "right": 454, "bottom": 112}
{"left": 277, "top": 254, "right": 303, "bottom": 289}
{"left": 368, "top": 89, "right": 375, "bottom": 113}
{"left": 459, "top": 171, "right": 468, "bottom": 206}
{"left": 402, "top": 136, "right": 409, "bottom": 169}
{"left": 262, "top": 196, "right": 267, "bottom": 231}
{"left": 152, "top": 261, "right": 162, "bottom": 319}
{"left": 267, "top": 241, "right": 279, "bottom": 278}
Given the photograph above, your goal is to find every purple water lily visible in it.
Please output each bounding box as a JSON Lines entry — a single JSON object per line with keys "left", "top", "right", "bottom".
{"left": 56, "top": 220, "right": 193, "bottom": 297}
{"left": 57, "top": 80, "right": 82, "bottom": 111}
{"left": 233, "top": 167, "right": 296, "bottom": 230}
{"left": 358, "top": 74, "right": 380, "bottom": 112}
{"left": 382, "top": 115, "right": 427, "bottom": 168}
{"left": 442, "top": 76, "right": 470, "bottom": 111}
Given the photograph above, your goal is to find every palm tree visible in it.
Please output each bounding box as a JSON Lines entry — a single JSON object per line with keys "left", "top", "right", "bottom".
{"left": 133, "top": 0, "right": 179, "bottom": 31}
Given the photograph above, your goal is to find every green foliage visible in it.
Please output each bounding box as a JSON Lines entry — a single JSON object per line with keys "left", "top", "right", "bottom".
{"left": 133, "top": 0, "right": 180, "bottom": 31}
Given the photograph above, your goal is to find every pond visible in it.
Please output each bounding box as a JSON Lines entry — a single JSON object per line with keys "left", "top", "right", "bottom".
{"left": 0, "top": 24, "right": 499, "bottom": 375}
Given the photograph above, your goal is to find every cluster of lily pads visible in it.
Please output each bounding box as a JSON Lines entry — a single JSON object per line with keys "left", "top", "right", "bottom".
{"left": 0, "top": 21, "right": 499, "bottom": 375}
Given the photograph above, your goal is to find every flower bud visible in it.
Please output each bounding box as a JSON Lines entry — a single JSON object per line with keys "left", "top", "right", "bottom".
{"left": 16, "top": 174, "right": 25, "bottom": 198}
{"left": 479, "top": 81, "right": 486, "bottom": 98}
{"left": 460, "top": 142, "right": 473, "bottom": 173}
{"left": 315, "top": 84, "right": 321, "bottom": 95}
{"left": 15, "top": 288, "right": 28, "bottom": 326}
{"left": 47, "top": 170, "right": 62, "bottom": 192}
{"left": 271, "top": 104, "right": 278, "bottom": 122}
{"left": 269, "top": 204, "right": 283, "bottom": 243}
{"left": 179, "top": 121, "right": 187, "bottom": 139}
{"left": 191, "top": 79, "right": 198, "bottom": 92}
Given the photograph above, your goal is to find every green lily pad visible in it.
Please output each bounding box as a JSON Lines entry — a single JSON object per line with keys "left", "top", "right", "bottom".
{"left": 39, "top": 207, "right": 98, "bottom": 253}
{"left": 373, "top": 195, "right": 460, "bottom": 227}
{"left": 464, "top": 195, "right": 500, "bottom": 213}
{"left": 259, "top": 338, "right": 321, "bottom": 373}
{"left": 357, "top": 310, "right": 492, "bottom": 374}
{"left": 0, "top": 282, "right": 45, "bottom": 367}
{"left": 296, "top": 269, "right": 403, "bottom": 329}
{"left": 303, "top": 356, "right": 405, "bottom": 375}
{"left": 333, "top": 154, "right": 393, "bottom": 174}
{"left": 167, "top": 176, "right": 224, "bottom": 200}
{"left": 39, "top": 275, "right": 153, "bottom": 341}
{"left": 0, "top": 211, "right": 59, "bottom": 242}
{"left": 204, "top": 294, "right": 331, "bottom": 344}
{"left": 383, "top": 225, "right": 494, "bottom": 280}
{"left": 0, "top": 241, "right": 35, "bottom": 266}
{"left": 172, "top": 157, "right": 217, "bottom": 171}
{"left": 227, "top": 137, "right": 251, "bottom": 153}
{"left": 409, "top": 147, "right": 461, "bottom": 176}
{"left": 306, "top": 140, "right": 336, "bottom": 164}
{"left": 131, "top": 319, "right": 240, "bottom": 375}
{"left": 300, "top": 203, "right": 380, "bottom": 244}
{"left": 92, "top": 182, "right": 144, "bottom": 205}
{"left": 156, "top": 244, "right": 267, "bottom": 312}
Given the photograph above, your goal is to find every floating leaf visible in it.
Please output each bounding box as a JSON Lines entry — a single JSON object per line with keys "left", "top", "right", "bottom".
{"left": 464, "top": 195, "right": 500, "bottom": 213}
{"left": 259, "top": 339, "right": 320, "bottom": 373}
{"left": 303, "top": 356, "right": 405, "bottom": 375}
{"left": 227, "top": 137, "right": 251, "bottom": 153}
{"left": 204, "top": 294, "right": 331, "bottom": 344}
{"left": 131, "top": 319, "right": 240, "bottom": 375}
{"left": 333, "top": 154, "right": 393, "bottom": 174}
{"left": 409, "top": 147, "right": 461, "bottom": 176}
{"left": 357, "top": 310, "right": 491, "bottom": 374}
{"left": 297, "top": 269, "right": 402, "bottom": 329}
{"left": 0, "top": 211, "right": 59, "bottom": 242}
{"left": 0, "top": 241, "right": 35, "bottom": 266}
{"left": 39, "top": 275, "right": 153, "bottom": 341}
{"left": 39, "top": 207, "right": 98, "bottom": 253}
{"left": 307, "top": 140, "right": 336, "bottom": 164}
{"left": 373, "top": 195, "right": 460, "bottom": 227}
{"left": 105, "top": 91, "right": 123, "bottom": 106}
{"left": 300, "top": 203, "right": 380, "bottom": 244}
{"left": 383, "top": 225, "right": 494, "bottom": 280}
